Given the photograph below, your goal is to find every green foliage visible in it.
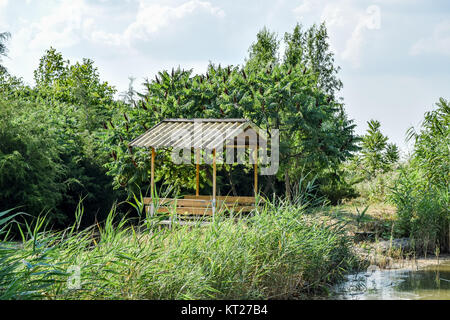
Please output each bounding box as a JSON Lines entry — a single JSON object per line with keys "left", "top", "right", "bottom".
{"left": 247, "top": 27, "right": 279, "bottom": 70}
{"left": 359, "top": 120, "right": 399, "bottom": 178}
{"left": 0, "top": 208, "right": 69, "bottom": 300}
{"left": 391, "top": 98, "right": 449, "bottom": 253}
{"left": 406, "top": 98, "right": 449, "bottom": 187}
{"left": 0, "top": 24, "right": 359, "bottom": 221}
{"left": 0, "top": 48, "right": 122, "bottom": 225}
{"left": 341, "top": 119, "right": 400, "bottom": 203}
{"left": 355, "top": 205, "right": 370, "bottom": 226}
{"left": 353, "top": 170, "right": 400, "bottom": 203}
{"left": 284, "top": 23, "right": 342, "bottom": 96}
{"left": 0, "top": 32, "right": 10, "bottom": 72}
{"left": 385, "top": 143, "right": 400, "bottom": 165}
{"left": 34, "top": 48, "right": 122, "bottom": 225}
{"left": 0, "top": 97, "right": 65, "bottom": 220}
{"left": 34, "top": 47, "right": 116, "bottom": 132}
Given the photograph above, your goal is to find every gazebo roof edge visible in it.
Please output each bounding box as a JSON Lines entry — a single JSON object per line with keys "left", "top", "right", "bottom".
{"left": 162, "top": 118, "right": 249, "bottom": 122}
{"left": 129, "top": 118, "right": 266, "bottom": 149}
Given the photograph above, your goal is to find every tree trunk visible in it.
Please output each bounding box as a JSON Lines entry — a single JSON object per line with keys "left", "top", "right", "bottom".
{"left": 226, "top": 165, "right": 238, "bottom": 197}
{"left": 263, "top": 175, "right": 276, "bottom": 198}
{"left": 285, "top": 169, "right": 291, "bottom": 202}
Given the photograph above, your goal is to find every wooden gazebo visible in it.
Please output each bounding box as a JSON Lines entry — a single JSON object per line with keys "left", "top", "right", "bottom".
{"left": 129, "top": 119, "right": 266, "bottom": 216}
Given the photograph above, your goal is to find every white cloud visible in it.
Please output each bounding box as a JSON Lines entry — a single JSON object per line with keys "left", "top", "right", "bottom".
{"left": 3, "top": 0, "right": 97, "bottom": 85}
{"left": 341, "top": 5, "right": 381, "bottom": 67}
{"left": 90, "top": 0, "right": 226, "bottom": 46}
{"left": 410, "top": 20, "right": 450, "bottom": 56}
{"left": 25, "top": 0, "right": 92, "bottom": 50}
{"left": 9, "top": 0, "right": 225, "bottom": 52}
{"left": 293, "top": 0, "right": 314, "bottom": 18}
{"left": 293, "top": 1, "right": 381, "bottom": 68}
{"left": 4, "top": 0, "right": 226, "bottom": 84}
{"left": 0, "top": 0, "right": 9, "bottom": 29}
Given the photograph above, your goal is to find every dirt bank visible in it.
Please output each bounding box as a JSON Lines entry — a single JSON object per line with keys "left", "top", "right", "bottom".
{"left": 387, "top": 254, "right": 450, "bottom": 271}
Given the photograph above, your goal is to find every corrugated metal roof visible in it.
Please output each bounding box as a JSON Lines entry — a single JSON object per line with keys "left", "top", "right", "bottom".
{"left": 130, "top": 118, "right": 265, "bottom": 149}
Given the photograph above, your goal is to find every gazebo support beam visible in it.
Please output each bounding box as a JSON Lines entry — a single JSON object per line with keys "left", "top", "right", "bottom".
{"left": 254, "top": 148, "right": 258, "bottom": 197}
{"left": 212, "top": 148, "right": 216, "bottom": 217}
{"left": 196, "top": 149, "right": 200, "bottom": 197}
{"left": 150, "top": 147, "right": 155, "bottom": 216}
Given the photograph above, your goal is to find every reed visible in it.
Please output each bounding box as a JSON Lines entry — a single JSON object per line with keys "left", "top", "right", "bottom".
{"left": 0, "top": 198, "right": 356, "bottom": 300}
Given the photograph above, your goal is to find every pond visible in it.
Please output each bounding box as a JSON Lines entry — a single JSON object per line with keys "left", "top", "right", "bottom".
{"left": 332, "top": 261, "right": 450, "bottom": 300}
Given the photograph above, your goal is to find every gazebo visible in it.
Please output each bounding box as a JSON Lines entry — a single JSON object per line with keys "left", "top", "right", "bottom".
{"left": 129, "top": 118, "right": 266, "bottom": 216}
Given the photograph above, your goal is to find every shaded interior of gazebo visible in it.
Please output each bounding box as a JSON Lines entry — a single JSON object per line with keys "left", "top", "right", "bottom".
{"left": 129, "top": 119, "right": 265, "bottom": 216}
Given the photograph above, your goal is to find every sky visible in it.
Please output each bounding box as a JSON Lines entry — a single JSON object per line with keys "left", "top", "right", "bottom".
{"left": 1, "top": 0, "right": 449, "bottom": 154}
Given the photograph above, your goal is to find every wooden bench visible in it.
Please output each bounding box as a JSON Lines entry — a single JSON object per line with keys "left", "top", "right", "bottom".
{"left": 144, "top": 195, "right": 263, "bottom": 216}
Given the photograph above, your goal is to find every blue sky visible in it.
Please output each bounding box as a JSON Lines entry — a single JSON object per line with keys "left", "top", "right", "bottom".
{"left": 1, "top": 0, "right": 449, "bottom": 153}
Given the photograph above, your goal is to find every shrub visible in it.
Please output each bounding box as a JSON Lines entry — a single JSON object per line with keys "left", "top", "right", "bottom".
{"left": 0, "top": 97, "right": 65, "bottom": 221}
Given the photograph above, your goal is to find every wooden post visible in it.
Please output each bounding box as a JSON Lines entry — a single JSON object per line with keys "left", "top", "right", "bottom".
{"left": 196, "top": 149, "right": 200, "bottom": 197}
{"left": 254, "top": 148, "right": 258, "bottom": 197}
{"left": 212, "top": 148, "right": 216, "bottom": 217}
{"left": 150, "top": 147, "right": 155, "bottom": 216}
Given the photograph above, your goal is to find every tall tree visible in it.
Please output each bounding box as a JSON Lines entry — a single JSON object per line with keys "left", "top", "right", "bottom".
{"left": 246, "top": 27, "right": 279, "bottom": 70}
{"left": 284, "top": 23, "right": 342, "bottom": 97}
{"left": 0, "top": 32, "right": 10, "bottom": 73}
{"left": 31, "top": 48, "right": 120, "bottom": 224}
{"left": 359, "top": 119, "right": 399, "bottom": 177}
{"left": 34, "top": 48, "right": 116, "bottom": 131}
{"left": 244, "top": 24, "right": 356, "bottom": 199}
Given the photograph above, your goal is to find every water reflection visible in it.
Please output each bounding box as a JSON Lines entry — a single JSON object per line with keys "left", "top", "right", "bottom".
{"left": 333, "top": 262, "right": 450, "bottom": 300}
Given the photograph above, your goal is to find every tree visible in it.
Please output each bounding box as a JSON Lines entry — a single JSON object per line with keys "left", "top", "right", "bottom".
{"left": 284, "top": 23, "right": 343, "bottom": 97}
{"left": 359, "top": 119, "right": 399, "bottom": 177}
{"left": 0, "top": 32, "right": 10, "bottom": 73}
{"left": 33, "top": 47, "right": 68, "bottom": 87}
{"left": 0, "top": 47, "right": 123, "bottom": 224}
{"left": 244, "top": 24, "right": 357, "bottom": 199}
{"left": 385, "top": 143, "right": 400, "bottom": 164}
{"left": 31, "top": 48, "right": 120, "bottom": 224}
{"left": 34, "top": 47, "right": 116, "bottom": 132}
{"left": 247, "top": 27, "right": 279, "bottom": 70}
{"left": 0, "top": 95, "right": 65, "bottom": 221}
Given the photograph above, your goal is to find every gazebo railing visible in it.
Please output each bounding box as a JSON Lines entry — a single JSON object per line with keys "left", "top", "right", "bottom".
{"left": 143, "top": 196, "right": 263, "bottom": 216}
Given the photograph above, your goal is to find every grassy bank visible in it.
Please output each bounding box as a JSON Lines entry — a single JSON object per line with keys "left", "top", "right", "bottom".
{"left": 0, "top": 200, "right": 356, "bottom": 300}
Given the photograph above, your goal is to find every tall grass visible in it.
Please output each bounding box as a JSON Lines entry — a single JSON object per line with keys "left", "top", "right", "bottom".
{"left": 0, "top": 199, "right": 356, "bottom": 300}
{"left": 390, "top": 98, "right": 449, "bottom": 255}
{"left": 391, "top": 167, "right": 449, "bottom": 255}
{"left": 353, "top": 170, "right": 399, "bottom": 204}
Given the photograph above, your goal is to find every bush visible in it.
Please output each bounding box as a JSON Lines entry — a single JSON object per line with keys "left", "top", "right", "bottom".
{"left": 0, "top": 97, "right": 65, "bottom": 221}
{"left": 0, "top": 56, "right": 122, "bottom": 227}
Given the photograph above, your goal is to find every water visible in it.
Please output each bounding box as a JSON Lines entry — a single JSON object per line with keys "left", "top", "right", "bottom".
{"left": 332, "top": 262, "right": 450, "bottom": 300}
